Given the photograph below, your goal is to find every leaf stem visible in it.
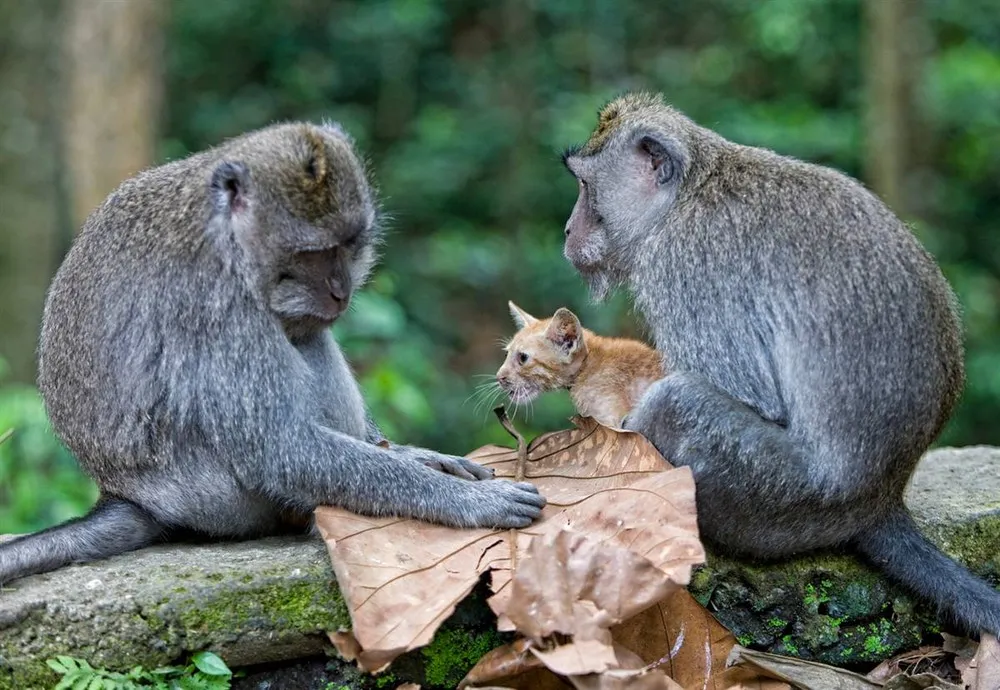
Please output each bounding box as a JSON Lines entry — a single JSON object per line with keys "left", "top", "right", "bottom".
{"left": 493, "top": 406, "right": 527, "bottom": 571}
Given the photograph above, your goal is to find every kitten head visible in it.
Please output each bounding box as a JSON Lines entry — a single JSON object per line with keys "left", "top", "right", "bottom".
{"left": 496, "top": 301, "right": 587, "bottom": 403}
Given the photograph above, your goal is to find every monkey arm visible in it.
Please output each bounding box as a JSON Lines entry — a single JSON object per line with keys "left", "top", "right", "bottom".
{"left": 229, "top": 422, "right": 542, "bottom": 530}
{"left": 625, "top": 371, "right": 862, "bottom": 558}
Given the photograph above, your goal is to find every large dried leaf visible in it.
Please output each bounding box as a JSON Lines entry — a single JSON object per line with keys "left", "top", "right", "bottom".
{"left": 727, "top": 646, "right": 881, "bottom": 690}
{"left": 466, "top": 537, "right": 786, "bottom": 690}
{"left": 961, "top": 634, "right": 1000, "bottom": 689}
{"left": 499, "top": 529, "right": 676, "bottom": 678}
{"left": 504, "top": 521, "right": 680, "bottom": 643}
{"left": 315, "top": 417, "right": 702, "bottom": 672}
{"left": 610, "top": 590, "right": 790, "bottom": 690}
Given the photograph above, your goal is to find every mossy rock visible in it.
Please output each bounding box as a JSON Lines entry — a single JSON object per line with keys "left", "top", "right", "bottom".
{"left": 0, "top": 536, "right": 348, "bottom": 690}
{"left": 689, "top": 446, "right": 1000, "bottom": 666}
{"left": 2, "top": 446, "right": 999, "bottom": 687}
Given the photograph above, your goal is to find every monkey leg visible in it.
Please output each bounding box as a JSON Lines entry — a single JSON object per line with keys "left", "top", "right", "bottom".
{"left": 626, "top": 371, "right": 865, "bottom": 559}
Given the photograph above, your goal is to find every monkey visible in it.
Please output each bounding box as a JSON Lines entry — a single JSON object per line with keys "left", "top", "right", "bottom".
{"left": 0, "top": 122, "right": 544, "bottom": 585}
{"left": 559, "top": 92, "right": 1000, "bottom": 636}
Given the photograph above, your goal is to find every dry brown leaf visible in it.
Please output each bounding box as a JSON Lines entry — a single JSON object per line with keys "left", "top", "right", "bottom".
{"left": 728, "top": 646, "right": 881, "bottom": 690}
{"left": 565, "top": 643, "right": 684, "bottom": 690}
{"left": 609, "top": 590, "right": 789, "bottom": 690}
{"left": 866, "top": 646, "right": 949, "bottom": 683}
{"left": 505, "top": 529, "right": 676, "bottom": 643}
{"left": 940, "top": 633, "right": 977, "bottom": 659}
{"left": 882, "top": 672, "right": 961, "bottom": 690}
{"left": 498, "top": 530, "right": 786, "bottom": 690}
{"left": 316, "top": 416, "right": 702, "bottom": 672}
{"left": 961, "top": 633, "right": 1000, "bottom": 689}
{"left": 568, "top": 669, "right": 684, "bottom": 690}
{"left": 459, "top": 638, "right": 547, "bottom": 688}
{"left": 531, "top": 638, "right": 622, "bottom": 677}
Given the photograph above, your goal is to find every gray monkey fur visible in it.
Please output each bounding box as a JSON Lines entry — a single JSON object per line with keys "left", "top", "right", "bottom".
{"left": 561, "top": 92, "right": 999, "bottom": 636}
{"left": 0, "top": 122, "right": 543, "bottom": 584}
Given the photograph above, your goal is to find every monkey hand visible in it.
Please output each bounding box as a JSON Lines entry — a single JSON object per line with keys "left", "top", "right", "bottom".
{"left": 446, "top": 479, "right": 546, "bottom": 529}
{"left": 403, "top": 446, "right": 496, "bottom": 481}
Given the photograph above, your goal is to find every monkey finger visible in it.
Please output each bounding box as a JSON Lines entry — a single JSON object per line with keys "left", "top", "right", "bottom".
{"left": 498, "top": 515, "right": 534, "bottom": 529}
{"left": 511, "top": 482, "right": 546, "bottom": 506}
{"left": 442, "top": 462, "right": 478, "bottom": 481}
{"left": 454, "top": 457, "right": 494, "bottom": 480}
{"left": 511, "top": 501, "right": 543, "bottom": 518}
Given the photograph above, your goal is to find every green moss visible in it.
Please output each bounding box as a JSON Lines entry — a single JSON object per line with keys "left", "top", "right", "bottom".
{"left": 779, "top": 635, "right": 799, "bottom": 656}
{"left": 926, "top": 515, "right": 1000, "bottom": 576}
{"left": 736, "top": 634, "right": 753, "bottom": 646}
{"left": 374, "top": 671, "right": 396, "bottom": 688}
{"left": 766, "top": 617, "right": 786, "bottom": 629}
{"left": 803, "top": 581, "right": 831, "bottom": 610}
{"left": 688, "top": 567, "right": 715, "bottom": 607}
{"left": 174, "top": 578, "right": 348, "bottom": 635}
{"left": 0, "top": 665, "right": 60, "bottom": 690}
{"left": 421, "top": 627, "right": 503, "bottom": 689}
{"left": 860, "top": 619, "right": 895, "bottom": 657}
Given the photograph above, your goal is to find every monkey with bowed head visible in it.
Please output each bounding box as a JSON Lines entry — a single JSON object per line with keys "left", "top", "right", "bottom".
{"left": 0, "top": 122, "right": 544, "bottom": 584}
{"left": 560, "top": 92, "right": 999, "bottom": 635}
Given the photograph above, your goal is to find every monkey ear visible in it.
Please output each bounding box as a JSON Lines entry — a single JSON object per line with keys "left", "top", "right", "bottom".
{"left": 639, "top": 135, "right": 677, "bottom": 186}
{"left": 508, "top": 301, "right": 539, "bottom": 328}
{"left": 210, "top": 161, "right": 252, "bottom": 215}
{"left": 546, "top": 308, "right": 582, "bottom": 354}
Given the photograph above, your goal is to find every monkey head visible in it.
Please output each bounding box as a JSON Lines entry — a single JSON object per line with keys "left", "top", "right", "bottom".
{"left": 206, "top": 123, "right": 382, "bottom": 337}
{"left": 561, "top": 93, "right": 693, "bottom": 300}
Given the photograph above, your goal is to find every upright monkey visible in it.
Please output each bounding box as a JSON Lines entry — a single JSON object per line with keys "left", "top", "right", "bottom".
{"left": 560, "top": 92, "right": 998, "bottom": 635}
{"left": 0, "top": 122, "right": 543, "bottom": 584}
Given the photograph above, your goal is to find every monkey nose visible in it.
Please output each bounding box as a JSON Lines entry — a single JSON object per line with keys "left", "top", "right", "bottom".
{"left": 329, "top": 279, "right": 348, "bottom": 302}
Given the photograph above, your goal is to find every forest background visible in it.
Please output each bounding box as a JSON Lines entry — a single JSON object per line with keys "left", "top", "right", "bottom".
{"left": 1, "top": 0, "right": 998, "bottom": 533}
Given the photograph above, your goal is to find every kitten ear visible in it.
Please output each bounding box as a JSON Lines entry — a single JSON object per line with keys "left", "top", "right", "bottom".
{"left": 508, "top": 301, "right": 539, "bottom": 328}
{"left": 546, "top": 307, "right": 582, "bottom": 354}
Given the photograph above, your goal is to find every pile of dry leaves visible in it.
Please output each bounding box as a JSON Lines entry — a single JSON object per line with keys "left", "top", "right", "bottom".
{"left": 315, "top": 413, "right": 1000, "bottom": 689}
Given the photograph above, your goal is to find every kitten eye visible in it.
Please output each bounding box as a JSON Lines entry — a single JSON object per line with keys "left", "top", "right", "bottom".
{"left": 517, "top": 352, "right": 529, "bottom": 365}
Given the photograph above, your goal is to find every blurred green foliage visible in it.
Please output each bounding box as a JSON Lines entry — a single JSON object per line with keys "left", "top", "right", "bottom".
{"left": 1, "top": 0, "right": 999, "bottom": 533}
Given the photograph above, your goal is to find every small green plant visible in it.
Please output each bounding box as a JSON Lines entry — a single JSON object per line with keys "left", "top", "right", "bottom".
{"left": 47, "top": 651, "right": 233, "bottom": 689}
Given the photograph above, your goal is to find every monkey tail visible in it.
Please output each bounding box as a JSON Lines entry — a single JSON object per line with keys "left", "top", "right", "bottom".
{"left": 0, "top": 496, "right": 164, "bottom": 585}
{"left": 855, "top": 508, "right": 1000, "bottom": 636}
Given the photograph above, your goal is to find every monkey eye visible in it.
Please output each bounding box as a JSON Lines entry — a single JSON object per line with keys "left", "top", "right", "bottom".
{"left": 517, "top": 352, "right": 529, "bottom": 365}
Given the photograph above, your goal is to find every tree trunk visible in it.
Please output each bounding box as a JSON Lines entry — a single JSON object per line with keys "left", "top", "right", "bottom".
{"left": 63, "top": 0, "right": 166, "bottom": 230}
{"left": 0, "top": 0, "right": 65, "bottom": 383}
{"left": 863, "top": 0, "right": 929, "bottom": 219}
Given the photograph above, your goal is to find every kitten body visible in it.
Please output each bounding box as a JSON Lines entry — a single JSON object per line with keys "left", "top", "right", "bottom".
{"left": 497, "top": 302, "right": 663, "bottom": 427}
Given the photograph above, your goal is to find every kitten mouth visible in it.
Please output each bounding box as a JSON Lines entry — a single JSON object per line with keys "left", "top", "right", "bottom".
{"left": 507, "top": 388, "right": 539, "bottom": 404}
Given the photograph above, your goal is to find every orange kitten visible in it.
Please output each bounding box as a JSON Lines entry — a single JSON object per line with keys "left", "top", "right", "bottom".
{"left": 495, "top": 301, "right": 664, "bottom": 427}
